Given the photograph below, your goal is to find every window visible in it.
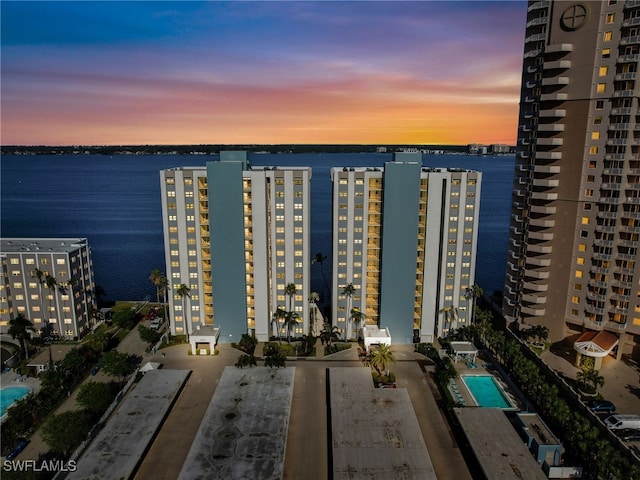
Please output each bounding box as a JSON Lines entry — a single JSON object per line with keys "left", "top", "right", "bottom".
{"left": 597, "top": 83, "right": 606, "bottom": 93}
{"left": 596, "top": 100, "right": 605, "bottom": 109}
{"left": 581, "top": 216, "right": 590, "bottom": 225}
{"left": 591, "top": 132, "right": 600, "bottom": 140}
{"left": 589, "top": 146, "right": 598, "bottom": 154}
{"left": 577, "top": 257, "right": 584, "bottom": 265}
{"left": 587, "top": 175, "right": 595, "bottom": 182}
{"left": 599, "top": 66, "right": 608, "bottom": 77}
{"left": 593, "top": 117, "right": 603, "bottom": 125}
{"left": 575, "top": 270, "right": 583, "bottom": 278}
{"left": 602, "top": 48, "right": 611, "bottom": 58}
{"left": 585, "top": 189, "right": 593, "bottom": 197}
{"left": 606, "top": 13, "right": 615, "bottom": 23}
{"left": 603, "top": 31, "right": 613, "bottom": 42}
{"left": 572, "top": 296, "right": 580, "bottom": 304}
{"left": 578, "top": 243, "right": 586, "bottom": 252}
{"left": 588, "top": 160, "right": 597, "bottom": 168}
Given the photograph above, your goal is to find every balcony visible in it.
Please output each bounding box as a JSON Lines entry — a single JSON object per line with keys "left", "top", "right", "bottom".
{"left": 603, "top": 167, "right": 624, "bottom": 175}
{"left": 541, "top": 76, "right": 570, "bottom": 86}
{"left": 527, "top": 244, "right": 552, "bottom": 254}
{"left": 623, "top": 16, "right": 640, "bottom": 27}
{"left": 534, "top": 164, "right": 561, "bottom": 173}
{"left": 601, "top": 183, "right": 622, "bottom": 191}
{"left": 604, "top": 153, "right": 627, "bottom": 161}
{"left": 590, "top": 265, "right": 611, "bottom": 275}
{"left": 531, "top": 191, "right": 558, "bottom": 201}
{"left": 609, "top": 123, "right": 631, "bottom": 131}
{"left": 536, "top": 137, "right": 564, "bottom": 146}
{"left": 543, "top": 60, "right": 571, "bottom": 70}
{"left": 535, "top": 151, "right": 562, "bottom": 160}
{"left": 617, "top": 54, "right": 640, "bottom": 63}
{"left": 528, "top": 218, "right": 556, "bottom": 228}
{"left": 545, "top": 43, "right": 572, "bottom": 54}
{"left": 540, "top": 93, "right": 569, "bottom": 102}
{"left": 597, "top": 211, "right": 618, "bottom": 219}
{"left": 533, "top": 178, "right": 560, "bottom": 188}
{"left": 524, "top": 48, "right": 543, "bottom": 59}
{"left": 620, "top": 35, "right": 640, "bottom": 45}
{"left": 525, "top": 33, "right": 547, "bottom": 43}
{"left": 611, "top": 107, "right": 633, "bottom": 115}
{"left": 620, "top": 224, "right": 640, "bottom": 233}
{"left": 607, "top": 138, "right": 629, "bottom": 145}
{"left": 530, "top": 205, "right": 556, "bottom": 214}
{"left": 615, "top": 72, "right": 638, "bottom": 81}
{"left": 521, "top": 305, "right": 545, "bottom": 316}
{"left": 592, "top": 252, "right": 612, "bottom": 261}
{"left": 595, "top": 224, "right": 616, "bottom": 233}
{"left": 594, "top": 238, "right": 614, "bottom": 247}
{"left": 613, "top": 90, "right": 636, "bottom": 98}
{"left": 522, "top": 293, "right": 547, "bottom": 304}
{"left": 587, "top": 291, "right": 607, "bottom": 302}
{"left": 537, "top": 124, "right": 565, "bottom": 133}
{"left": 525, "top": 269, "right": 550, "bottom": 279}
{"left": 586, "top": 305, "right": 605, "bottom": 315}
{"left": 526, "top": 17, "right": 547, "bottom": 27}
{"left": 523, "top": 281, "right": 548, "bottom": 291}
{"left": 539, "top": 109, "right": 566, "bottom": 118}
{"left": 526, "top": 256, "right": 552, "bottom": 266}
{"left": 528, "top": 230, "right": 554, "bottom": 241}
{"left": 599, "top": 197, "right": 621, "bottom": 205}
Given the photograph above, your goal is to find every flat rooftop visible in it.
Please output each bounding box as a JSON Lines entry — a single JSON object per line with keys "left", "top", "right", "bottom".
{"left": 330, "top": 367, "right": 436, "bottom": 479}
{"left": 179, "top": 366, "right": 295, "bottom": 480}
{"left": 453, "top": 408, "right": 548, "bottom": 480}
{"left": 69, "top": 369, "right": 190, "bottom": 480}
{"left": 0, "top": 238, "right": 88, "bottom": 254}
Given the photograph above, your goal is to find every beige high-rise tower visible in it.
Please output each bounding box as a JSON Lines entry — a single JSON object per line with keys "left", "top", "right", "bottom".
{"left": 504, "top": 0, "right": 640, "bottom": 363}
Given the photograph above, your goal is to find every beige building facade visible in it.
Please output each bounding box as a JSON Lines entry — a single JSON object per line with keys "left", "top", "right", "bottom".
{"left": 504, "top": 0, "right": 640, "bottom": 360}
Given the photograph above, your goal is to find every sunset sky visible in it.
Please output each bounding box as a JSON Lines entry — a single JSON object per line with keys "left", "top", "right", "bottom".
{"left": 1, "top": 1, "right": 526, "bottom": 146}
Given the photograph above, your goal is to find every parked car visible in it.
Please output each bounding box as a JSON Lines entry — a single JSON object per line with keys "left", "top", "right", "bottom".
{"left": 615, "top": 428, "right": 640, "bottom": 442}
{"left": 587, "top": 400, "right": 616, "bottom": 414}
{"left": 149, "top": 318, "right": 163, "bottom": 330}
{"left": 6, "top": 439, "right": 28, "bottom": 460}
{"left": 605, "top": 414, "right": 640, "bottom": 430}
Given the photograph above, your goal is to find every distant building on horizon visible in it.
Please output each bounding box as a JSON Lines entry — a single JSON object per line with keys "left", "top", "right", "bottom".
{"left": 0, "top": 238, "right": 97, "bottom": 339}
{"left": 504, "top": 0, "right": 640, "bottom": 364}
{"left": 160, "top": 152, "right": 311, "bottom": 347}
{"left": 331, "top": 153, "right": 482, "bottom": 343}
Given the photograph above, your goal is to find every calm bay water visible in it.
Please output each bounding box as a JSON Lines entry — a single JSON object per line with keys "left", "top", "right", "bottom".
{"left": 1, "top": 153, "right": 514, "bottom": 302}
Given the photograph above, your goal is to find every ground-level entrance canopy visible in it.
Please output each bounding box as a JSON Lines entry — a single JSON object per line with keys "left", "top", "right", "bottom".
{"left": 362, "top": 325, "right": 391, "bottom": 352}
{"left": 574, "top": 330, "right": 619, "bottom": 369}
{"left": 189, "top": 325, "right": 220, "bottom": 355}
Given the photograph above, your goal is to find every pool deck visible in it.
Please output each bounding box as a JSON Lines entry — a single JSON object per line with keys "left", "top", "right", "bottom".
{"left": 449, "top": 357, "right": 521, "bottom": 409}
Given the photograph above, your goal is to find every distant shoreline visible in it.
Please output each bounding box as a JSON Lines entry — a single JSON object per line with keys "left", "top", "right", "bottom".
{"left": 1, "top": 144, "right": 515, "bottom": 156}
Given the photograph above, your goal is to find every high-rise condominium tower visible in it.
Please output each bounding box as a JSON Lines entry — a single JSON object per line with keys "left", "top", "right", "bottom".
{"left": 0, "top": 238, "right": 97, "bottom": 339}
{"left": 331, "top": 153, "right": 482, "bottom": 343}
{"left": 160, "top": 152, "right": 311, "bottom": 344}
{"left": 504, "top": 0, "right": 640, "bottom": 360}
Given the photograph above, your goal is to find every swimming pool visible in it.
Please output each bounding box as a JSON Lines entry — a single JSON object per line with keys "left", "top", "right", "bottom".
{"left": 460, "top": 375, "right": 514, "bottom": 409}
{"left": 1, "top": 386, "right": 31, "bottom": 418}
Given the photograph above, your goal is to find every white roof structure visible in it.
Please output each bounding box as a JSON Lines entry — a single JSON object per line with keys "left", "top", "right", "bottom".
{"left": 362, "top": 325, "right": 391, "bottom": 352}
{"left": 450, "top": 341, "right": 478, "bottom": 363}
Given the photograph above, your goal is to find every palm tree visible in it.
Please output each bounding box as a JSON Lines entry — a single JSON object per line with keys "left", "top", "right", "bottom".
{"left": 176, "top": 284, "right": 191, "bottom": 341}
{"left": 272, "top": 306, "right": 287, "bottom": 341}
{"left": 465, "top": 283, "right": 483, "bottom": 324}
{"left": 370, "top": 344, "right": 395, "bottom": 379}
{"left": 577, "top": 366, "right": 605, "bottom": 394}
{"left": 149, "top": 269, "right": 164, "bottom": 305}
{"left": 312, "top": 253, "right": 330, "bottom": 301}
{"left": 320, "top": 322, "right": 340, "bottom": 348}
{"left": 284, "top": 283, "right": 297, "bottom": 313}
{"left": 349, "top": 308, "right": 365, "bottom": 340}
{"left": 438, "top": 305, "right": 459, "bottom": 337}
{"left": 284, "top": 311, "right": 300, "bottom": 343}
{"left": 342, "top": 283, "right": 356, "bottom": 340}
{"left": 158, "top": 274, "right": 169, "bottom": 324}
{"left": 44, "top": 275, "right": 58, "bottom": 337}
{"left": 8, "top": 313, "right": 35, "bottom": 358}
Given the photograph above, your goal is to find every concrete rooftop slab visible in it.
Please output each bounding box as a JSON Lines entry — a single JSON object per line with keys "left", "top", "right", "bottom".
{"left": 453, "top": 408, "right": 548, "bottom": 480}
{"left": 69, "top": 369, "right": 190, "bottom": 480}
{"left": 329, "top": 367, "right": 437, "bottom": 479}
{"left": 178, "top": 366, "right": 295, "bottom": 480}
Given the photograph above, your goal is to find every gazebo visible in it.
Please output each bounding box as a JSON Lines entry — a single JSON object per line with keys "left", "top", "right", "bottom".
{"left": 449, "top": 341, "right": 478, "bottom": 363}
